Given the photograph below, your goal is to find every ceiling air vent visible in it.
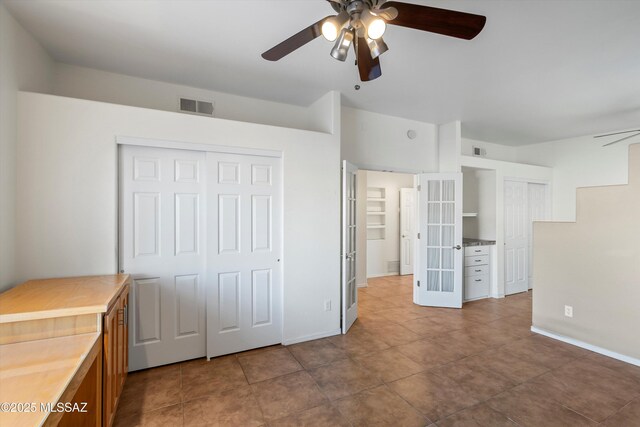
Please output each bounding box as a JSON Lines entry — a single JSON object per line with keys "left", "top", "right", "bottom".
{"left": 179, "top": 97, "right": 214, "bottom": 117}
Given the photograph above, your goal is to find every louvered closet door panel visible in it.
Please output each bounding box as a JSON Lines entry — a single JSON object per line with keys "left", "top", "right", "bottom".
{"left": 207, "top": 152, "right": 282, "bottom": 358}
{"left": 120, "top": 145, "right": 207, "bottom": 371}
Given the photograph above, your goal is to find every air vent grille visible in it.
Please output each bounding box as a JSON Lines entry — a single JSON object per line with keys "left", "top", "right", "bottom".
{"left": 179, "top": 97, "right": 214, "bottom": 116}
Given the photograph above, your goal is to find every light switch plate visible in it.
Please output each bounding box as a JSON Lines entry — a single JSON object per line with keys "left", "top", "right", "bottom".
{"left": 564, "top": 305, "right": 573, "bottom": 318}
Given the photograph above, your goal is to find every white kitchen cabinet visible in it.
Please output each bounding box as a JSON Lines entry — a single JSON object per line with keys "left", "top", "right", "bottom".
{"left": 464, "top": 245, "right": 491, "bottom": 301}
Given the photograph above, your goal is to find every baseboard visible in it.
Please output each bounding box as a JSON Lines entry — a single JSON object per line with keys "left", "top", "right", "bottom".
{"left": 366, "top": 273, "right": 398, "bottom": 278}
{"left": 282, "top": 328, "right": 342, "bottom": 346}
{"left": 531, "top": 326, "right": 640, "bottom": 367}
{"left": 356, "top": 282, "right": 368, "bottom": 288}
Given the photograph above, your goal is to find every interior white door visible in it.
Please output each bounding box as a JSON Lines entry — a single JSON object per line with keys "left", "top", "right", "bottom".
{"left": 342, "top": 161, "right": 358, "bottom": 333}
{"left": 120, "top": 145, "right": 207, "bottom": 371}
{"left": 416, "top": 173, "right": 463, "bottom": 308}
{"left": 527, "top": 183, "right": 548, "bottom": 289}
{"left": 207, "top": 152, "right": 282, "bottom": 358}
{"left": 504, "top": 180, "right": 528, "bottom": 295}
{"left": 400, "top": 188, "right": 416, "bottom": 275}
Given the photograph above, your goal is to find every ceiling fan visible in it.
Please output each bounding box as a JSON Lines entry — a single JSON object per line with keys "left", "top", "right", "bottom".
{"left": 594, "top": 129, "right": 640, "bottom": 147}
{"left": 261, "top": 0, "right": 486, "bottom": 82}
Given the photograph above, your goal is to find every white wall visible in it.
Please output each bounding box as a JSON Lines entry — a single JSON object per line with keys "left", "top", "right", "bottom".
{"left": 16, "top": 91, "right": 341, "bottom": 344}
{"left": 461, "top": 156, "right": 552, "bottom": 297}
{"left": 462, "top": 138, "right": 518, "bottom": 163}
{"left": 439, "top": 121, "right": 462, "bottom": 172}
{"left": 341, "top": 107, "right": 438, "bottom": 173}
{"left": 462, "top": 167, "right": 497, "bottom": 241}
{"left": 516, "top": 133, "right": 634, "bottom": 221}
{"left": 0, "top": 4, "right": 54, "bottom": 292}
{"left": 364, "top": 171, "right": 414, "bottom": 278}
{"left": 52, "top": 63, "right": 334, "bottom": 134}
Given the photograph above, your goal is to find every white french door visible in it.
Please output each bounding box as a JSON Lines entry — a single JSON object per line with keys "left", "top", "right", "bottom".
{"left": 120, "top": 145, "right": 207, "bottom": 371}
{"left": 341, "top": 161, "right": 358, "bottom": 333}
{"left": 207, "top": 153, "right": 282, "bottom": 357}
{"left": 504, "top": 180, "right": 528, "bottom": 295}
{"left": 400, "top": 188, "right": 416, "bottom": 275}
{"left": 416, "top": 173, "right": 463, "bottom": 308}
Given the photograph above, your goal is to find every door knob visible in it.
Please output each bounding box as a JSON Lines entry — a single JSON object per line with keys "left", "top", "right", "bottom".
{"left": 453, "top": 245, "right": 462, "bottom": 250}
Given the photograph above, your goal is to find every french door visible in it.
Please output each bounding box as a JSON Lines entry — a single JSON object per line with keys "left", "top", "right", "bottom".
{"left": 341, "top": 161, "right": 358, "bottom": 333}
{"left": 416, "top": 173, "right": 463, "bottom": 308}
{"left": 120, "top": 144, "right": 282, "bottom": 370}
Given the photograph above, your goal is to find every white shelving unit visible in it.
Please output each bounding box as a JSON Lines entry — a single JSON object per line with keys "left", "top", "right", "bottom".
{"left": 366, "top": 187, "right": 386, "bottom": 240}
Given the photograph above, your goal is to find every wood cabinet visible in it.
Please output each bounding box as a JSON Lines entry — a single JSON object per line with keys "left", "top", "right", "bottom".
{"left": 0, "top": 274, "right": 130, "bottom": 427}
{"left": 103, "top": 285, "right": 129, "bottom": 427}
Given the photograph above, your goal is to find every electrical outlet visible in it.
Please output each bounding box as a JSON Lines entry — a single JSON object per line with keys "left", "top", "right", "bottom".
{"left": 324, "top": 300, "right": 331, "bottom": 312}
{"left": 564, "top": 305, "right": 573, "bottom": 318}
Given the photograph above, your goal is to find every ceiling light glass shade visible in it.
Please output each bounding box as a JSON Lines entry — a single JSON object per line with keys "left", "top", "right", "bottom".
{"left": 366, "top": 37, "right": 388, "bottom": 59}
{"left": 330, "top": 28, "right": 354, "bottom": 61}
{"left": 321, "top": 11, "right": 350, "bottom": 42}
{"left": 360, "top": 10, "right": 386, "bottom": 40}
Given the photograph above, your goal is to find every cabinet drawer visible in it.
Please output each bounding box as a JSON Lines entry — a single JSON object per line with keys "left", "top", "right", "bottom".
{"left": 465, "top": 255, "right": 489, "bottom": 266}
{"left": 465, "top": 275, "right": 489, "bottom": 300}
{"left": 465, "top": 246, "right": 490, "bottom": 256}
{"left": 465, "top": 265, "right": 489, "bottom": 277}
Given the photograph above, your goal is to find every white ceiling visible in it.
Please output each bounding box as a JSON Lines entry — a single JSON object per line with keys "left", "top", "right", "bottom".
{"left": 5, "top": 0, "right": 640, "bottom": 145}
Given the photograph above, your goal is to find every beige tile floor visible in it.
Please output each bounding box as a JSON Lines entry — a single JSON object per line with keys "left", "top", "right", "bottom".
{"left": 114, "top": 275, "right": 640, "bottom": 426}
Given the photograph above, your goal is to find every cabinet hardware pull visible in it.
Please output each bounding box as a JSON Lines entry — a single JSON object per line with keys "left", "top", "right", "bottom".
{"left": 475, "top": 269, "right": 481, "bottom": 272}
{"left": 475, "top": 259, "right": 482, "bottom": 262}
{"left": 475, "top": 279, "right": 482, "bottom": 282}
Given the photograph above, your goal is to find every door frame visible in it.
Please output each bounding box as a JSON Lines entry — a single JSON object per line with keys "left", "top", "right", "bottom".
{"left": 343, "top": 163, "right": 422, "bottom": 306}
{"left": 116, "top": 136, "right": 285, "bottom": 362}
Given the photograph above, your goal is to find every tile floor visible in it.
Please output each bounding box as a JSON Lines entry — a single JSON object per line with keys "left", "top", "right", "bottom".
{"left": 114, "top": 275, "right": 640, "bottom": 426}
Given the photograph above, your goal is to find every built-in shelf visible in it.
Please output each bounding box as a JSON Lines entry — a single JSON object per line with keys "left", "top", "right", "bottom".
{"left": 367, "top": 187, "right": 387, "bottom": 240}
{"left": 463, "top": 213, "right": 478, "bottom": 218}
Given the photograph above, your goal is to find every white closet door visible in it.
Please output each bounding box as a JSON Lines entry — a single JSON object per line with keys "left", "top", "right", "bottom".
{"left": 504, "top": 180, "right": 528, "bottom": 295}
{"left": 416, "top": 173, "right": 463, "bottom": 308}
{"left": 207, "top": 153, "right": 282, "bottom": 358}
{"left": 400, "top": 188, "right": 416, "bottom": 275}
{"left": 342, "top": 161, "right": 358, "bottom": 333}
{"left": 527, "top": 183, "right": 548, "bottom": 289}
{"left": 120, "top": 145, "right": 207, "bottom": 371}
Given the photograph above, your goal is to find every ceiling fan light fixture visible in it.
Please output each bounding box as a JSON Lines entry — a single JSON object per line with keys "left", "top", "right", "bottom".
{"left": 366, "top": 37, "right": 388, "bottom": 59}
{"left": 321, "top": 11, "right": 349, "bottom": 42}
{"left": 330, "top": 27, "right": 354, "bottom": 62}
{"left": 360, "top": 9, "right": 386, "bottom": 40}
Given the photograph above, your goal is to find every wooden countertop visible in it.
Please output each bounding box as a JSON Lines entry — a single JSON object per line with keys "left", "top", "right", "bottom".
{"left": 0, "top": 332, "right": 101, "bottom": 427}
{"left": 0, "top": 275, "right": 129, "bottom": 323}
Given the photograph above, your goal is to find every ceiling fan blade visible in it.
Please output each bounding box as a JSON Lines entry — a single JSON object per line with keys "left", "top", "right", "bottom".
{"left": 261, "top": 16, "right": 331, "bottom": 61}
{"left": 356, "top": 37, "right": 382, "bottom": 81}
{"left": 384, "top": 1, "right": 486, "bottom": 40}
{"left": 594, "top": 129, "right": 640, "bottom": 138}
{"left": 602, "top": 132, "right": 640, "bottom": 147}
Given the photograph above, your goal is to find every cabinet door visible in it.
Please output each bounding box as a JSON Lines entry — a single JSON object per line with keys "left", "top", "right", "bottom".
{"left": 118, "top": 288, "right": 130, "bottom": 392}
{"left": 103, "top": 304, "right": 118, "bottom": 426}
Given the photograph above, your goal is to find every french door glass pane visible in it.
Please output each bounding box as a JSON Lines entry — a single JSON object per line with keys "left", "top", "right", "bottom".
{"left": 442, "top": 271, "right": 454, "bottom": 292}
{"left": 428, "top": 181, "right": 440, "bottom": 201}
{"left": 427, "top": 270, "right": 440, "bottom": 291}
